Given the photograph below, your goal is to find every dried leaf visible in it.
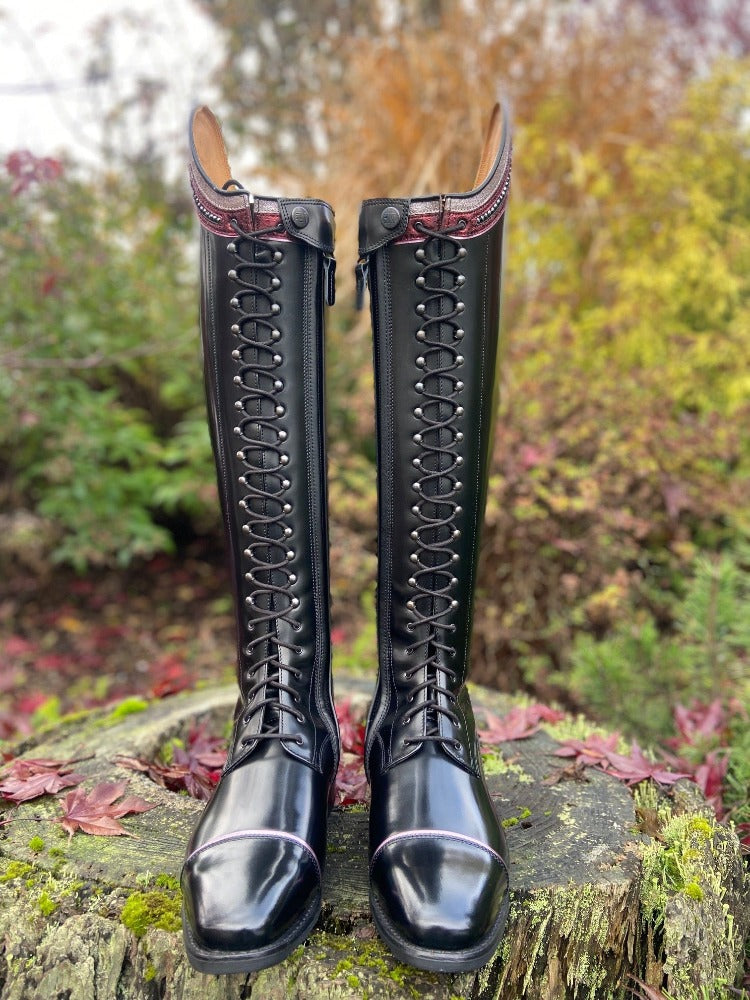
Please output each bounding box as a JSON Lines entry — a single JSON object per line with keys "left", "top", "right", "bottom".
{"left": 543, "top": 760, "right": 590, "bottom": 785}
{"left": 335, "top": 754, "right": 369, "bottom": 807}
{"left": 57, "top": 780, "right": 155, "bottom": 837}
{"left": 0, "top": 757, "right": 86, "bottom": 804}
{"left": 626, "top": 974, "right": 670, "bottom": 1000}
{"left": 603, "top": 743, "right": 692, "bottom": 788}
{"left": 335, "top": 698, "right": 366, "bottom": 755}
{"left": 479, "top": 704, "right": 566, "bottom": 743}
{"left": 116, "top": 724, "right": 226, "bottom": 802}
{"left": 670, "top": 699, "right": 726, "bottom": 748}
{"left": 554, "top": 732, "right": 622, "bottom": 767}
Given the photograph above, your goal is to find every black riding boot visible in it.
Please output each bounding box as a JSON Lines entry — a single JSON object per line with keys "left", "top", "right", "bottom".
{"left": 358, "top": 105, "right": 512, "bottom": 972}
{"left": 181, "top": 107, "right": 339, "bottom": 974}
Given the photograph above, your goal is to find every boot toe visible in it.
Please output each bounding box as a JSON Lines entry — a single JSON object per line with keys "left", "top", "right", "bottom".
{"left": 181, "top": 834, "right": 321, "bottom": 954}
{"left": 370, "top": 834, "right": 508, "bottom": 954}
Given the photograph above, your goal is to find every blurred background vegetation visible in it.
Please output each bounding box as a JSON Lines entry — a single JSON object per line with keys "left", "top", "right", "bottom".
{"left": 0, "top": 0, "right": 748, "bottom": 838}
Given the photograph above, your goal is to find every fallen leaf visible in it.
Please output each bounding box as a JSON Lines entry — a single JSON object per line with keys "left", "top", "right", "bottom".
{"left": 57, "top": 780, "right": 155, "bottom": 837}
{"left": 626, "top": 974, "right": 669, "bottom": 1000}
{"left": 603, "top": 743, "right": 692, "bottom": 788}
{"left": 335, "top": 754, "right": 369, "bottom": 807}
{"left": 0, "top": 757, "right": 86, "bottom": 804}
{"left": 691, "top": 750, "right": 728, "bottom": 817}
{"left": 117, "top": 724, "right": 226, "bottom": 801}
{"left": 335, "top": 698, "right": 366, "bottom": 755}
{"left": 669, "top": 699, "right": 726, "bottom": 749}
{"left": 543, "top": 760, "right": 590, "bottom": 785}
{"left": 479, "top": 704, "right": 566, "bottom": 743}
{"left": 554, "top": 732, "right": 622, "bottom": 767}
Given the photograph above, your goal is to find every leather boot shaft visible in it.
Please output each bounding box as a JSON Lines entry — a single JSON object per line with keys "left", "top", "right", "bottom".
{"left": 189, "top": 115, "right": 338, "bottom": 775}
{"left": 361, "top": 109, "right": 511, "bottom": 776}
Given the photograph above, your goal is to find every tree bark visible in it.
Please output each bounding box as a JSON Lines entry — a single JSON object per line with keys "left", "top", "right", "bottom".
{"left": 0, "top": 679, "right": 747, "bottom": 1000}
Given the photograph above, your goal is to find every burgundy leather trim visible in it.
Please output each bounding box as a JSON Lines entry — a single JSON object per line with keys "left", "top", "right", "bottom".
{"left": 393, "top": 157, "right": 511, "bottom": 245}
{"left": 188, "top": 164, "right": 285, "bottom": 239}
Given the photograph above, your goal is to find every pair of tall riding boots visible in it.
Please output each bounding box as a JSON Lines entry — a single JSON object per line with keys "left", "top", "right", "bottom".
{"left": 181, "top": 104, "right": 512, "bottom": 975}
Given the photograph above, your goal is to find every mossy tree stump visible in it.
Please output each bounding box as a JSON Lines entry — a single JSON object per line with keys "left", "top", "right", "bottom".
{"left": 0, "top": 679, "right": 747, "bottom": 1000}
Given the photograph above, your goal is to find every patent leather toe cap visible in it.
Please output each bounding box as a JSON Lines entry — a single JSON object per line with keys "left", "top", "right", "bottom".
{"left": 370, "top": 834, "right": 509, "bottom": 953}
{"left": 181, "top": 833, "right": 321, "bottom": 953}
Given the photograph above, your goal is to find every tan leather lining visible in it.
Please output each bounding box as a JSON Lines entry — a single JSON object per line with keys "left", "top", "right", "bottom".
{"left": 192, "top": 106, "right": 232, "bottom": 189}
{"left": 473, "top": 103, "right": 502, "bottom": 189}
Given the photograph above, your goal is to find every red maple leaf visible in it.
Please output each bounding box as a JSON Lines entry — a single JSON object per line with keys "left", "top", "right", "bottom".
{"left": 603, "top": 743, "right": 692, "bottom": 788}
{"left": 554, "top": 732, "right": 623, "bottom": 767}
{"left": 479, "top": 704, "right": 566, "bottom": 743}
{"left": 0, "top": 757, "right": 86, "bottom": 804}
{"left": 335, "top": 754, "right": 369, "bottom": 807}
{"left": 691, "top": 750, "right": 728, "bottom": 817}
{"left": 57, "top": 780, "right": 155, "bottom": 837}
{"left": 335, "top": 698, "right": 366, "bottom": 755}
{"left": 148, "top": 653, "right": 195, "bottom": 699}
{"left": 669, "top": 699, "right": 726, "bottom": 749}
{"left": 117, "top": 724, "right": 226, "bottom": 802}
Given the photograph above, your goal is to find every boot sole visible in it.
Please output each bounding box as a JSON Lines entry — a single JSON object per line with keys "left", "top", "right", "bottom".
{"left": 369, "top": 887, "right": 510, "bottom": 973}
{"left": 181, "top": 889, "right": 321, "bottom": 974}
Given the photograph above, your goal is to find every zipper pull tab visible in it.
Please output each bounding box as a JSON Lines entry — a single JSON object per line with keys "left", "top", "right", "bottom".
{"left": 323, "top": 255, "right": 336, "bottom": 306}
{"left": 355, "top": 259, "right": 369, "bottom": 311}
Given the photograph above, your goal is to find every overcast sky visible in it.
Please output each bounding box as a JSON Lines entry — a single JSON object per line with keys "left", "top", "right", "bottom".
{"left": 1, "top": 0, "right": 221, "bottom": 168}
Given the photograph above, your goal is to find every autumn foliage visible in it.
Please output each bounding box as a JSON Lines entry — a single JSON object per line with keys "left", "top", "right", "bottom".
{"left": 0, "top": 0, "right": 748, "bottom": 866}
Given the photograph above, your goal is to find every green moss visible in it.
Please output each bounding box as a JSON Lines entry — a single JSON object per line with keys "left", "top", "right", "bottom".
{"left": 683, "top": 880, "right": 704, "bottom": 901}
{"left": 100, "top": 697, "right": 149, "bottom": 725}
{"left": 48, "top": 847, "right": 66, "bottom": 859}
{"left": 144, "top": 964, "right": 156, "bottom": 982}
{"left": 58, "top": 708, "right": 96, "bottom": 726}
{"left": 640, "top": 811, "right": 719, "bottom": 927}
{"left": 501, "top": 816, "right": 519, "bottom": 828}
{"left": 37, "top": 891, "right": 57, "bottom": 916}
{"left": 27, "top": 837, "right": 45, "bottom": 853}
{"left": 347, "top": 974, "right": 361, "bottom": 988}
{"left": 335, "top": 959, "right": 354, "bottom": 974}
{"left": 153, "top": 873, "right": 180, "bottom": 891}
{"left": 120, "top": 890, "right": 181, "bottom": 937}
{"left": 481, "top": 749, "right": 534, "bottom": 782}
{"left": 0, "top": 861, "right": 34, "bottom": 883}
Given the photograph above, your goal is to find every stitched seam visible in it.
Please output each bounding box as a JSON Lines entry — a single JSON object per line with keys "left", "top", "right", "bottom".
{"left": 184, "top": 829, "right": 321, "bottom": 880}
{"left": 370, "top": 830, "right": 507, "bottom": 872}
{"left": 304, "top": 246, "right": 325, "bottom": 768}
{"left": 365, "top": 248, "right": 394, "bottom": 768}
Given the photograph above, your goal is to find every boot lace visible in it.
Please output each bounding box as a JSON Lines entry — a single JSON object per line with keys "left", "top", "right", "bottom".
{"left": 402, "top": 218, "right": 468, "bottom": 748}
{"left": 227, "top": 209, "right": 306, "bottom": 746}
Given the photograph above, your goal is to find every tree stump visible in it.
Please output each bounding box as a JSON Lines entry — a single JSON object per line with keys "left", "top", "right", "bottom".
{"left": 0, "top": 678, "right": 747, "bottom": 1000}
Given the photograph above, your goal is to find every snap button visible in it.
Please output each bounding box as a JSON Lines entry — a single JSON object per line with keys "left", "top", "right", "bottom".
{"left": 291, "top": 205, "right": 310, "bottom": 228}
{"left": 380, "top": 206, "right": 401, "bottom": 230}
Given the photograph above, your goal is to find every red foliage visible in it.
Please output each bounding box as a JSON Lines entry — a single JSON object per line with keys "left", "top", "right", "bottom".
{"left": 0, "top": 757, "right": 86, "bottom": 804}
{"left": 478, "top": 704, "right": 566, "bottom": 743}
{"left": 117, "top": 723, "right": 226, "bottom": 802}
{"left": 148, "top": 652, "right": 195, "bottom": 698}
{"left": 5, "top": 150, "right": 63, "bottom": 196}
{"left": 57, "top": 780, "right": 155, "bottom": 837}
{"left": 333, "top": 698, "right": 368, "bottom": 806}
{"left": 555, "top": 736, "right": 691, "bottom": 788}
{"left": 668, "top": 699, "right": 727, "bottom": 749}
{"left": 336, "top": 697, "right": 366, "bottom": 755}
